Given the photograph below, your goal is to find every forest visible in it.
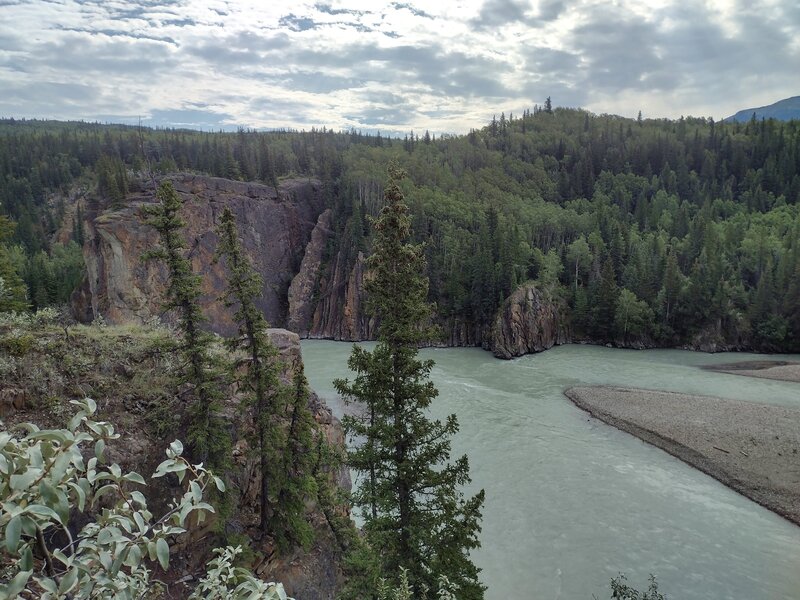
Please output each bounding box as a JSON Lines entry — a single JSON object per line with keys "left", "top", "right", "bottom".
{"left": 1, "top": 105, "right": 798, "bottom": 351}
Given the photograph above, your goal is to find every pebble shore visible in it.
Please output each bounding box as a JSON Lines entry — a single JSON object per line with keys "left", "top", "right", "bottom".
{"left": 565, "top": 385, "right": 800, "bottom": 526}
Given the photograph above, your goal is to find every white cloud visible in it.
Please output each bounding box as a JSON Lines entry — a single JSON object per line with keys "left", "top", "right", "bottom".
{"left": 0, "top": 0, "right": 797, "bottom": 132}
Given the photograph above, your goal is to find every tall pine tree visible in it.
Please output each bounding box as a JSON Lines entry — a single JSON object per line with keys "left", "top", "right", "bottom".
{"left": 335, "top": 168, "right": 485, "bottom": 598}
{"left": 0, "top": 216, "right": 29, "bottom": 312}
{"left": 143, "top": 181, "right": 230, "bottom": 472}
{"left": 215, "top": 206, "right": 316, "bottom": 549}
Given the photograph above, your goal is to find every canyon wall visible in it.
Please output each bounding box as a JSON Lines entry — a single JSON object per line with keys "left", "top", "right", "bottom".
{"left": 72, "top": 175, "right": 569, "bottom": 360}
{"left": 73, "top": 174, "right": 325, "bottom": 336}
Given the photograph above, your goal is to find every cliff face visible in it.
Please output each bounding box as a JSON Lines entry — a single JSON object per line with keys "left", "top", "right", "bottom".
{"left": 73, "top": 175, "right": 325, "bottom": 336}
{"left": 70, "top": 175, "right": 603, "bottom": 361}
{"left": 490, "top": 282, "right": 567, "bottom": 359}
{"left": 303, "top": 246, "right": 375, "bottom": 341}
{"left": 287, "top": 209, "right": 332, "bottom": 337}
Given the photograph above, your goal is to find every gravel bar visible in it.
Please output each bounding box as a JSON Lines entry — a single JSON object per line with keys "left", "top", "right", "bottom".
{"left": 700, "top": 360, "right": 800, "bottom": 384}
{"left": 565, "top": 385, "right": 800, "bottom": 526}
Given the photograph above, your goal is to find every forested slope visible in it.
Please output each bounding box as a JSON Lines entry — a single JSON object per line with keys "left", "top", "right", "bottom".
{"left": 1, "top": 106, "right": 798, "bottom": 352}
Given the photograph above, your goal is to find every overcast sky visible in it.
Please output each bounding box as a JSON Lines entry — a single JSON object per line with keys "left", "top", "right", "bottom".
{"left": 1, "top": 0, "right": 797, "bottom": 134}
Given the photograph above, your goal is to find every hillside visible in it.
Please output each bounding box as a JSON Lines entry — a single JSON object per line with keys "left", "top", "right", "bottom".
{"left": 1, "top": 108, "right": 800, "bottom": 358}
{"left": 0, "top": 312, "right": 352, "bottom": 598}
{"left": 725, "top": 96, "right": 800, "bottom": 122}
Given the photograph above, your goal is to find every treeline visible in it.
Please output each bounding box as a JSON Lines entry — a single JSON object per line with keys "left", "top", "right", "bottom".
{"left": 1, "top": 108, "right": 799, "bottom": 350}
{"left": 333, "top": 109, "right": 800, "bottom": 351}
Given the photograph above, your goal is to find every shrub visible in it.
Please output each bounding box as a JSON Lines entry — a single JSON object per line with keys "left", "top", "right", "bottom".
{"left": 0, "top": 398, "right": 290, "bottom": 599}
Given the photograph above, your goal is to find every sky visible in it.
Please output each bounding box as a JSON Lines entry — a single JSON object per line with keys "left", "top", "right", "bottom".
{"left": 0, "top": 0, "right": 798, "bottom": 135}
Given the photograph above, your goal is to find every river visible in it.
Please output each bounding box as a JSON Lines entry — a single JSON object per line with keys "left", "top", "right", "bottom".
{"left": 300, "top": 342, "right": 800, "bottom": 600}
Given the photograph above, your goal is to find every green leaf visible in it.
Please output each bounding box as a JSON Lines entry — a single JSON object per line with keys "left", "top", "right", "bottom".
{"left": 133, "top": 511, "right": 146, "bottom": 533}
{"left": 27, "top": 430, "right": 67, "bottom": 443}
{"left": 69, "top": 481, "right": 87, "bottom": 512}
{"left": 10, "top": 468, "right": 41, "bottom": 491}
{"left": 6, "top": 514, "right": 21, "bottom": 552}
{"left": 24, "top": 504, "right": 60, "bottom": 520}
{"left": 168, "top": 439, "right": 183, "bottom": 457}
{"left": 58, "top": 567, "right": 78, "bottom": 595}
{"left": 95, "top": 438, "right": 105, "bottom": 460}
{"left": 124, "top": 543, "right": 142, "bottom": 568}
{"left": 68, "top": 411, "right": 86, "bottom": 431}
{"left": 190, "top": 481, "right": 202, "bottom": 502}
{"left": 1, "top": 569, "right": 32, "bottom": 598}
{"left": 123, "top": 472, "right": 146, "bottom": 485}
{"left": 34, "top": 576, "right": 58, "bottom": 595}
{"left": 156, "top": 537, "right": 170, "bottom": 571}
{"left": 20, "top": 545, "right": 33, "bottom": 570}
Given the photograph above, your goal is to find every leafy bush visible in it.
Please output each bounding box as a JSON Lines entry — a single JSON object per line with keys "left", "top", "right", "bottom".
{"left": 0, "top": 398, "right": 290, "bottom": 599}
{"left": 609, "top": 574, "right": 666, "bottom": 600}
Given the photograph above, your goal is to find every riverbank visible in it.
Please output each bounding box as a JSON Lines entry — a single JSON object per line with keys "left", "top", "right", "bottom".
{"left": 700, "top": 360, "right": 800, "bottom": 383}
{"left": 564, "top": 385, "right": 800, "bottom": 527}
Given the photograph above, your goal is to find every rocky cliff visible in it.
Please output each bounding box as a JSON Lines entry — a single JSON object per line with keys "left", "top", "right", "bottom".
{"left": 72, "top": 174, "right": 326, "bottom": 336}
{"left": 302, "top": 244, "right": 375, "bottom": 341}
{"left": 490, "top": 282, "right": 567, "bottom": 359}
{"left": 69, "top": 175, "right": 572, "bottom": 360}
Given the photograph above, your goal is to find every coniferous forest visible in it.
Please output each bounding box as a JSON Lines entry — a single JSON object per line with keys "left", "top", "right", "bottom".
{"left": 1, "top": 106, "right": 799, "bottom": 352}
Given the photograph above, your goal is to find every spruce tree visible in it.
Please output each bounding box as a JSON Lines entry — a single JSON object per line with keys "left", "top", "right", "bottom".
{"left": 274, "top": 362, "right": 317, "bottom": 550}
{"left": 335, "top": 168, "right": 485, "bottom": 599}
{"left": 143, "top": 181, "right": 230, "bottom": 472}
{"left": 215, "top": 206, "right": 316, "bottom": 548}
{"left": 0, "top": 216, "right": 29, "bottom": 312}
{"left": 214, "top": 206, "right": 279, "bottom": 531}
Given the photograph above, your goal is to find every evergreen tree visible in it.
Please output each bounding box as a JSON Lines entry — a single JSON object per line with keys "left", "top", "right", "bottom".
{"left": 143, "top": 181, "right": 231, "bottom": 473}
{"left": 591, "top": 256, "right": 619, "bottom": 341}
{"left": 659, "top": 251, "right": 682, "bottom": 331}
{"left": 274, "top": 362, "right": 317, "bottom": 551}
{"left": 214, "top": 205, "right": 281, "bottom": 532}
{"left": 0, "top": 216, "right": 29, "bottom": 312}
{"left": 335, "top": 168, "right": 485, "bottom": 599}
{"left": 215, "top": 206, "right": 316, "bottom": 549}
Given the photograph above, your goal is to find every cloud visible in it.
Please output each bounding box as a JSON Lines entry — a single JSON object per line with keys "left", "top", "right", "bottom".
{"left": 471, "top": 0, "right": 532, "bottom": 28}
{"left": 0, "top": 0, "right": 797, "bottom": 132}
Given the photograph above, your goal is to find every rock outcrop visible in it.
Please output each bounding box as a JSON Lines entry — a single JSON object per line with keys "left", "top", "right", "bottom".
{"left": 490, "top": 282, "right": 566, "bottom": 359}
{"left": 287, "top": 209, "right": 332, "bottom": 337}
{"left": 306, "top": 248, "right": 375, "bottom": 341}
{"left": 72, "top": 174, "right": 326, "bottom": 336}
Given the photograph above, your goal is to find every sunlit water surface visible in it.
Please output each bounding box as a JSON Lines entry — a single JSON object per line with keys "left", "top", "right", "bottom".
{"left": 301, "top": 342, "right": 800, "bottom": 600}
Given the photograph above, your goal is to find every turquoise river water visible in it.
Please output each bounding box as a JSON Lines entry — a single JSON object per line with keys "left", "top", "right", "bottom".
{"left": 300, "top": 342, "right": 800, "bottom": 600}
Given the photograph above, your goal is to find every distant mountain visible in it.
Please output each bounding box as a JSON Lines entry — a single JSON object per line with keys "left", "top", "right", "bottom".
{"left": 725, "top": 96, "right": 800, "bottom": 122}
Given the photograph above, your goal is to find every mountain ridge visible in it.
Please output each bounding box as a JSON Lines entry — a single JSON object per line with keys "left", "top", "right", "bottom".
{"left": 724, "top": 95, "right": 800, "bottom": 122}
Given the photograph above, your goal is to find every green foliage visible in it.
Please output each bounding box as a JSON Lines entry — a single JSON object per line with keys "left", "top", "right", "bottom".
{"left": 214, "top": 205, "right": 280, "bottom": 530}
{"left": 608, "top": 574, "right": 666, "bottom": 600}
{"left": 0, "top": 332, "right": 34, "bottom": 356}
{"left": 189, "top": 546, "right": 290, "bottom": 600}
{"left": 0, "top": 399, "right": 290, "bottom": 599}
{"left": 614, "top": 289, "right": 654, "bottom": 343}
{"left": 215, "top": 206, "right": 317, "bottom": 550}
{"left": 335, "top": 169, "right": 485, "bottom": 599}
{"left": 0, "top": 216, "right": 30, "bottom": 313}
{"left": 143, "top": 181, "right": 231, "bottom": 474}
{"left": 271, "top": 366, "right": 317, "bottom": 551}
{"left": 3, "top": 112, "right": 800, "bottom": 349}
